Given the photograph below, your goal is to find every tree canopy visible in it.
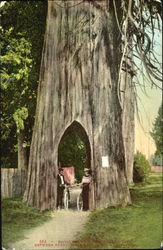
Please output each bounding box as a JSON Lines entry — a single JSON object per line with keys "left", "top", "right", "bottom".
{"left": 0, "top": 1, "right": 47, "bottom": 168}
{"left": 151, "top": 105, "right": 163, "bottom": 156}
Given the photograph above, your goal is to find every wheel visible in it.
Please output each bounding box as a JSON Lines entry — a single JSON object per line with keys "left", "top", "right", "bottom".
{"left": 77, "top": 193, "right": 83, "bottom": 211}
{"left": 64, "top": 191, "right": 69, "bottom": 210}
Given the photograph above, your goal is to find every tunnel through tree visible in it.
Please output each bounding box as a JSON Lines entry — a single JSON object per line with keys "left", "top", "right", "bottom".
{"left": 58, "top": 132, "right": 88, "bottom": 183}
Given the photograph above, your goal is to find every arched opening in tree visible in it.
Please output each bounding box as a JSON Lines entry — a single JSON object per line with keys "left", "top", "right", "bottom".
{"left": 58, "top": 121, "right": 91, "bottom": 181}
{"left": 57, "top": 121, "right": 92, "bottom": 209}
{"left": 58, "top": 132, "right": 87, "bottom": 183}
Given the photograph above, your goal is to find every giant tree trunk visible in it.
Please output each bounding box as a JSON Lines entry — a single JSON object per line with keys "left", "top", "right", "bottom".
{"left": 24, "top": 0, "right": 134, "bottom": 210}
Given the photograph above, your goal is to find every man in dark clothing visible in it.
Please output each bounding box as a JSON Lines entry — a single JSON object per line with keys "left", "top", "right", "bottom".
{"left": 57, "top": 168, "right": 66, "bottom": 209}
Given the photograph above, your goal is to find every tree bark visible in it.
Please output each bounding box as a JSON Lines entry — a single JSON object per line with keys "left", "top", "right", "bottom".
{"left": 121, "top": 54, "right": 135, "bottom": 184}
{"left": 24, "top": 0, "right": 134, "bottom": 210}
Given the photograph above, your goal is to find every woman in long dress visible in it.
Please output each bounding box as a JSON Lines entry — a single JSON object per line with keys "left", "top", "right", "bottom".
{"left": 81, "top": 168, "right": 91, "bottom": 211}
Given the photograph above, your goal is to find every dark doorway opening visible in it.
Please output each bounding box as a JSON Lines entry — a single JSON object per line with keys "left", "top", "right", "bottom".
{"left": 58, "top": 132, "right": 87, "bottom": 182}
{"left": 57, "top": 121, "right": 92, "bottom": 210}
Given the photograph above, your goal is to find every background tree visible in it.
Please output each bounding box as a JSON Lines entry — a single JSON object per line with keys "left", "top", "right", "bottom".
{"left": 0, "top": 28, "right": 32, "bottom": 168}
{"left": 151, "top": 105, "right": 163, "bottom": 156}
{"left": 0, "top": 1, "right": 47, "bottom": 168}
{"left": 150, "top": 154, "right": 162, "bottom": 166}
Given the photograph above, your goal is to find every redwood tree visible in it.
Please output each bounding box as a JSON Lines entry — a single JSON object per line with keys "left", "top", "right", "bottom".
{"left": 24, "top": 0, "right": 162, "bottom": 210}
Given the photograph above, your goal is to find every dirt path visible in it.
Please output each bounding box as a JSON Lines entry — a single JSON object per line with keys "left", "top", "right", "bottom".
{"left": 10, "top": 187, "right": 90, "bottom": 250}
{"left": 10, "top": 210, "right": 89, "bottom": 250}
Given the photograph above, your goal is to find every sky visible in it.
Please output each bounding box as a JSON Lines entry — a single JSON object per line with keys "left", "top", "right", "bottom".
{"left": 134, "top": 23, "right": 162, "bottom": 160}
{"left": 135, "top": 86, "right": 162, "bottom": 159}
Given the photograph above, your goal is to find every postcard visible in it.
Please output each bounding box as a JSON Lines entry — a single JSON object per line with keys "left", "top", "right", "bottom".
{"left": 1, "top": 1, "right": 162, "bottom": 249}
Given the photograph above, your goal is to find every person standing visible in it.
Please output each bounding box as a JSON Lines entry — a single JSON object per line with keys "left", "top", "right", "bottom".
{"left": 57, "top": 167, "right": 66, "bottom": 209}
{"left": 81, "top": 168, "right": 92, "bottom": 211}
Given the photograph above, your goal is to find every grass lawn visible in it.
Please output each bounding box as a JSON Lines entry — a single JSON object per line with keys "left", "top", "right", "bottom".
{"left": 2, "top": 198, "right": 52, "bottom": 248}
{"left": 2, "top": 173, "right": 162, "bottom": 249}
{"left": 71, "top": 172, "right": 162, "bottom": 249}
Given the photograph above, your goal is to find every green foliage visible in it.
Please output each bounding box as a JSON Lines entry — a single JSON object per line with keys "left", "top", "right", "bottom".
{"left": 150, "top": 154, "right": 162, "bottom": 166}
{"left": 151, "top": 105, "right": 163, "bottom": 156}
{"left": 58, "top": 132, "right": 87, "bottom": 182}
{"left": 1, "top": 29, "right": 32, "bottom": 109}
{"left": 0, "top": 27, "right": 32, "bottom": 168}
{"left": 0, "top": 1, "right": 47, "bottom": 168}
{"left": 13, "top": 107, "right": 28, "bottom": 132}
{"left": 133, "top": 151, "right": 151, "bottom": 183}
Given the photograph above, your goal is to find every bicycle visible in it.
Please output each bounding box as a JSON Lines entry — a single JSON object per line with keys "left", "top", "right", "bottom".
{"left": 77, "top": 187, "right": 83, "bottom": 211}
{"left": 63, "top": 185, "right": 70, "bottom": 210}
